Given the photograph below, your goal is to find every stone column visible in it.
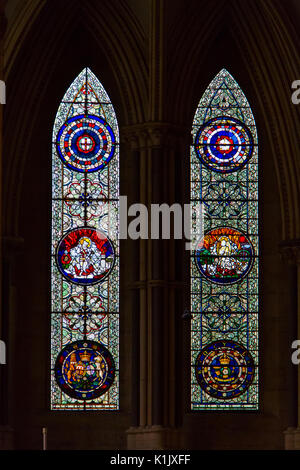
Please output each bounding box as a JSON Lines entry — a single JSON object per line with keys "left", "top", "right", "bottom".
{"left": 124, "top": 123, "right": 185, "bottom": 450}
{"left": 125, "top": 0, "right": 185, "bottom": 449}
{"left": 0, "top": 0, "right": 10, "bottom": 450}
{"left": 0, "top": 0, "right": 6, "bottom": 359}
{"left": 280, "top": 241, "right": 300, "bottom": 450}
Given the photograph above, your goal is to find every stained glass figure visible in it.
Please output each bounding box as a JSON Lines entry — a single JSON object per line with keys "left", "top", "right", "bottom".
{"left": 191, "top": 69, "right": 258, "bottom": 410}
{"left": 51, "top": 68, "right": 119, "bottom": 410}
{"left": 195, "top": 227, "right": 254, "bottom": 285}
{"left": 56, "top": 228, "right": 114, "bottom": 285}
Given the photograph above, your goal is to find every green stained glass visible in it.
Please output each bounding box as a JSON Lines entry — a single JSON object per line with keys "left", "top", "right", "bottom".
{"left": 191, "top": 69, "right": 258, "bottom": 410}
{"left": 51, "top": 68, "right": 119, "bottom": 410}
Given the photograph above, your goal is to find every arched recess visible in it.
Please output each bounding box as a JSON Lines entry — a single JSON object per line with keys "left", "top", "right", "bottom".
{"left": 3, "top": 0, "right": 148, "bottom": 237}
{"left": 163, "top": 0, "right": 296, "bottom": 447}
{"left": 2, "top": 0, "right": 147, "bottom": 448}
{"left": 168, "top": 0, "right": 300, "bottom": 241}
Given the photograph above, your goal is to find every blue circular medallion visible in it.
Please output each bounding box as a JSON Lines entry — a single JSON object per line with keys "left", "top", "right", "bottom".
{"left": 195, "top": 340, "right": 255, "bottom": 400}
{"left": 195, "top": 117, "right": 254, "bottom": 173}
{"left": 56, "top": 114, "right": 116, "bottom": 172}
{"left": 55, "top": 340, "right": 115, "bottom": 400}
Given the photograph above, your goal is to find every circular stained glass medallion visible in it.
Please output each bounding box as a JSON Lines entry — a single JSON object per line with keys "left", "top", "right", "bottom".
{"left": 56, "top": 114, "right": 116, "bottom": 172}
{"left": 195, "top": 340, "right": 255, "bottom": 400}
{"left": 56, "top": 227, "right": 115, "bottom": 286}
{"left": 195, "top": 117, "right": 254, "bottom": 173}
{"left": 195, "top": 227, "right": 254, "bottom": 285}
{"left": 55, "top": 340, "right": 115, "bottom": 400}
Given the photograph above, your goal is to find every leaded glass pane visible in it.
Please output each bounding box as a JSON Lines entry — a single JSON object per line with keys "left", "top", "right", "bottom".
{"left": 191, "top": 69, "right": 258, "bottom": 410}
{"left": 51, "top": 68, "right": 119, "bottom": 410}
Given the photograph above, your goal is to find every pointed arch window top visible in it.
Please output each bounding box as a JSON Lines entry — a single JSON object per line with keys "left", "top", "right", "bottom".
{"left": 63, "top": 67, "right": 112, "bottom": 103}
{"left": 53, "top": 67, "right": 119, "bottom": 143}
{"left": 192, "top": 68, "right": 257, "bottom": 143}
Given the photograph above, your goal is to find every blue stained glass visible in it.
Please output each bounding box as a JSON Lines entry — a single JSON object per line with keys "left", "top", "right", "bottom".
{"left": 51, "top": 68, "right": 119, "bottom": 410}
{"left": 56, "top": 114, "right": 116, "bottom": 173}
{"left": 56, "top": 227, "right": 115, "bottom": 286}
{"left": 195, "top": 117, "right": 254, "bottom": 173}
{"left": 195, "top": 340, "right": 255, "bottom": 400}
{"left": 191, "top": 69, "right": 259, "bottom": 410}
{"left": 55, "top": 340, "right": 115, "bottom": 401}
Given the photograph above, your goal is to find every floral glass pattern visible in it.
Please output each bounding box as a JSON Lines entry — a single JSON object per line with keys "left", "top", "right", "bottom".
{"left": 191, "top": 69, "right": 258, "bottom": 410}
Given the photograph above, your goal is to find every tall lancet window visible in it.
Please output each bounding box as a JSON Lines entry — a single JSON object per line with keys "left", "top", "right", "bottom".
{"left": 51, "top": 68, "right": 119, "bottom": 410}
{"left": 191, "top": 69, "right": 258, "bottom": 410}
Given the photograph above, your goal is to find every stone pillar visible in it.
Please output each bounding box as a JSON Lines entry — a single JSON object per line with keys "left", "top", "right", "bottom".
{"left": 124, "top": 123, "right": 185, "bottom": 450}
{"left": 0, "top": 0, "right": 6, "bottom": 358}
{"left": 125, "top": 0, "right": 185, "bottom": 449}
{"left": 280, "top": 241, "right": 300, "bottom": 450}
{"left": 0, "top": 1, "right": 10, "bottom": 450}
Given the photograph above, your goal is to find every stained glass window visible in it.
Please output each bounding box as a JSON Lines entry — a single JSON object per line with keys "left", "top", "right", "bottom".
{"left": 51, "top": 68, "right": 119, "bottom": 410}
{"left": 191, "top": 69, "right": 258, "bottom": 410}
